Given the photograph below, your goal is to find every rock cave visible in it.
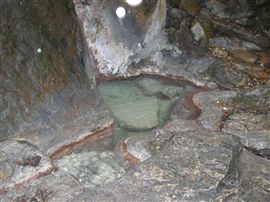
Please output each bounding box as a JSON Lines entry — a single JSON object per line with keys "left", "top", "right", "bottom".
{"left": 0, "top": 0, "right": 270, "bottom": 201}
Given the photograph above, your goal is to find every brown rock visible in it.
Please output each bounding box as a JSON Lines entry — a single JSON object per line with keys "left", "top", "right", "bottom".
{"left": 246, "top": 69, "right": 270, "bottom": 79}
{"left": 176, "top": 19, "right": 194, "bottom": 52}
{"left": 259, "top": 52, "right": 270, "bottom": 67}
{"left": 180, "top": 0, "right": 200, "bottom": 16}
{"left": 233, "top": 63, "right": 269, "bottom": 79}
{"left": 230, "top": 49, "right": 258, "bottom": 64}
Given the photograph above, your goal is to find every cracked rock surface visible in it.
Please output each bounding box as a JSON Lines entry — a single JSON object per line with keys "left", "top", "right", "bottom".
{"left": 68, "top": 126, "right": 241, "bottom": 201}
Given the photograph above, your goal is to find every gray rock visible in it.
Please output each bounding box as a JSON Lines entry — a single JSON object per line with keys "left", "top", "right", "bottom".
{"left": 222, "top": 113, "right": 270, "bottom": 150}
{"left": 135, "top": 77, "right": 185, "bottom": 99}
{"left": 68, "top": 130, "right": 240, "bottom": 201}
{"left": 204, "top": 0, "right": 254, "bottom": 24}
{"left": 163, "top": 118, "right": 199, "bottom": 132}
{"left": 193, "top": 90, "right": 237, "bottom": 131}
{"left": 1, "top": 171, "right": 84, "bottom": 202}
{"left": 1, "top": 0, "right": 114, "bottom": 157}
{"left": 55, "top": 150, "right": 125, "bottom": 188}
{"left": 0, "top": 140, "right": 53, "bottom": 191}
{"left": 123, "top": 118, "right": 201, "bottom": 162}
{"left": 209, "top": 36, "right": 262, "bottom": 51}
{"left": 191, "top": 21, "right": 206, "bottom": 42}
{"left": 73, "top": 0, "right": 167, "bottom": 76}
{"left": 216, "top": 149, "right": 270, "bottom": 201}
{"left": 206, "top": 60, "right": 249, "bottom": 89}
{"left": 176, "top": 18, "right": 195, "bottom": 52}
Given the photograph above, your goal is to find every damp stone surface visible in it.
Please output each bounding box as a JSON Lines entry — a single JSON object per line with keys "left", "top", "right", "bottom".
{"left": 98, "top": 77, "right": 197, "bottom": 142}
{"left": 55, "top": 150, "right": 125, "bottom": 188}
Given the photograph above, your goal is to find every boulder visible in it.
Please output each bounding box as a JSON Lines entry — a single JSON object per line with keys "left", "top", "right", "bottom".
{"left": 222, "top": 113, "right": 270, "bottom": 150}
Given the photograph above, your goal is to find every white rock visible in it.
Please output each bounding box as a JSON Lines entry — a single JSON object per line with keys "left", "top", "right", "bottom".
{"left": 191, "top": 21, "right": 206, "bottom": 41}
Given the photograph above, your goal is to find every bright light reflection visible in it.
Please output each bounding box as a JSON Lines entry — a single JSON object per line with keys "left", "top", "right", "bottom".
{"left": 126, "top": 0, "right": 143, "bottom": 7}
{"left": 116, "top": 7, "right": 126, "bottom": 18}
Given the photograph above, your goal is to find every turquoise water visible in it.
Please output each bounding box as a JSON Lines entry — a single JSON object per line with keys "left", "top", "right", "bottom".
{"left": 98, "top": 76, "right": 196, "bottom": 143}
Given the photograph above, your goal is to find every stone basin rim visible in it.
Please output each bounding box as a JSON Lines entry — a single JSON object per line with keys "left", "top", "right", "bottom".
{"left": 96, "top": 72, "right": 212, "bottom": 89}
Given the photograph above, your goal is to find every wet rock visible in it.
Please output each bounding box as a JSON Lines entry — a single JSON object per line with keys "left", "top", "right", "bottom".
{"left": 206, "top": 59, "right": 252, "bottom": 89}
{"left": 1, "top": 0, "right": 270, "bottom": 201}
{"left": 164, "top": 118, "right": 199, "bottom": 132}
{"left": 230, "top": 49, "right": 259, "bottom": 64}
{"left": 120, "top": 118, "right": 200, "bottom": 164}
{"left": 259, "top": 52, "right": 270, "bottom": 67}
{"left": 204, "top": 0, "right": 254, "bottom": 25}
{"left": 124, "top": 136, "right": 154, "bottom": 162}
{"left": 176, "top": 18, "right": 195, "bottom": 52}
{"left": 222, "top": 113, "right": 270, "bottom": 150}
{"left": 74, "top": 0, "right": 167, "bottom": 76}
{"left": 209, "top": 36, "right": 262, "bottom": 51}
{"left": 224, "top": 87, "right": 270, "bottom": 114}
{"left": 0, "top": 140, "right": 53, "bottom": 191}
{"left": 1, "top": 170, "right": 84, "bottom": 201}
{"left": 1, "top": 0, "right": 114, "bottom": 157}
{"left": 191, "top": 21, "right": 206, "bottom": 42}
{"left": 200, "top": 7, "right": 270, "bottom": 49}
{"left": 69, "top": 130, "right": 240, "bottom": 201}
{"left": 166, "top": 8, "right": 185, "bottom": 30}
{"left": 196, "top": 16, "right": 214, "bottom": 39}
{"left": 193, "top": 90, "right": 237, "bottom": 131}
{"left": 169, "top": 96, "right": 199, "bottom": 120}
{"left": 135, "top": 77, "right": 185, "bottom": 99}
{"left": 56, "top": 150, "right": 125, "bottom": 188}
{"left": 180, "top": 0, "right": 200, "bottom": 16}
{"left": 217, "top": 149, "right": 270, "bottom": 201}
{"left": 122, "top": 118, "right": 201, "bottom": 163}
{"left": 233, "top": 62, "right": 269, "bottom": 80}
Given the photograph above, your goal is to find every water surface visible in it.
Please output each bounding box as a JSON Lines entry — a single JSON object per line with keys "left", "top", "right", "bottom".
{"left": 98, "top": 76, "right": 197, "bottom": 143}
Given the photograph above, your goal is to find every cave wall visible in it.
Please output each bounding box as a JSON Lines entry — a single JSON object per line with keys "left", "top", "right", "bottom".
{"left": 73, "top": 0, "right": 167, "bottom": 76}
{"left": 0, "top": 0, "right": 112, "bottom": 154}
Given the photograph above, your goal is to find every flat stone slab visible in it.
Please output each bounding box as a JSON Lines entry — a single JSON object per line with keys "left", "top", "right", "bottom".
{"left": 0, "top": 140, "right": 53, "bottom": 191}
{"left": 222, "top": 113, "right": 270, "bottom": 150}
{"left": 123, "top": 119, "right": 200, "bottom": 162}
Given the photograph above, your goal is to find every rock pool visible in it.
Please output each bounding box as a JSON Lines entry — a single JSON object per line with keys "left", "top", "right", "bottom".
{"left": 98, "top": 76, "right": 198, "bottom": 143}
{"left": 55, "top": 76, "right": 199, "bottom": 188}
